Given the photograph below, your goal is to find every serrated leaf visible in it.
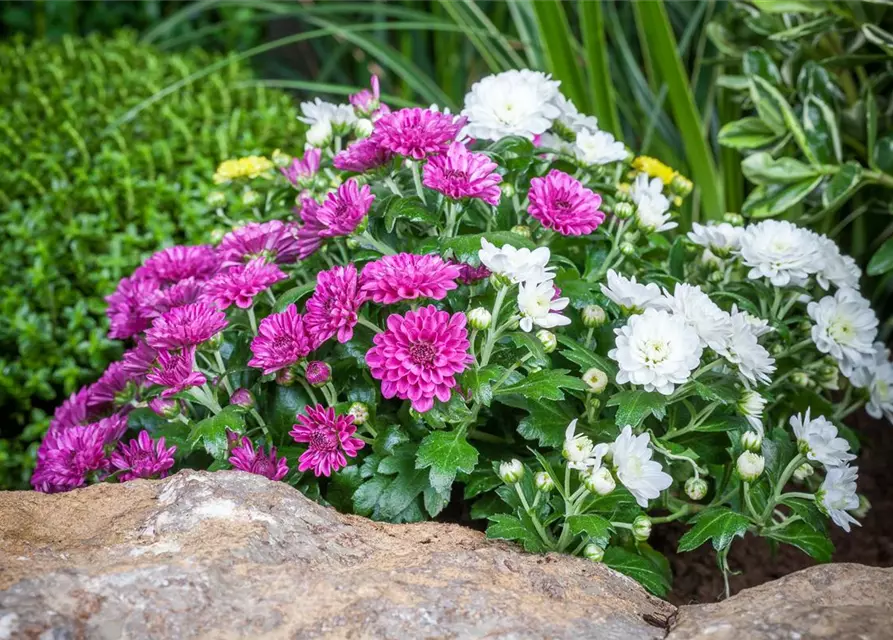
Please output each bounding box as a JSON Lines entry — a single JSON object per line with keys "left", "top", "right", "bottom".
{"left": 416, "top": 429, "right": 479, "bottom": 494}
{"left": 556, "top": 334, "right": 618, "bottom": 377}
{"left": 766, "top": 521, "right": 834, "bottom": 562}
{"left": 566, "top": 514, "right": 613, "bottom": 547}
{"left": 383, "top": 195, "right": 439, "bottom": 232}
{"left": 677, "top": 507, "right": 750, "bottom": 553}
{"left": 423, "top": 486, "right": 450, "bottom": 518}
{"left": 603, "top": 547, "right": 670, "bottom": 597}
{"left": 440, "top": 232, "right": 536, "bottom": 262}
{"left": 486, "top": 513, "right": 547, "bottom": 553}
{"left": 781, "top": 497, "right": 828, "bottom": 534}
{"left": 495, "top": 368, "right": 587, "bottom": 401}
{"left": 668, "top": 237, "right": 685, "bottom": 280}
{"left": 518, "top": 400, "right": 576, "bottom": 447}
{"left": 868, "top": 238, "right": 893, "bottom": 276}
{"left": 606, "top": 390, "right": 668, "bottom": 427}
{"left": 187, "top": 406, "right": 244, "bottom": 460}
{"left": 762, "top": 427, "right": 798, "bottom": 485}
{"left": 507, "top": 332, "right": 549, "bottom": 368}
{"left": 460, "top": 365, "right": 502, "bottom": 407}
{"left": 692, "top": 377, "right": 740, "bottom": 405}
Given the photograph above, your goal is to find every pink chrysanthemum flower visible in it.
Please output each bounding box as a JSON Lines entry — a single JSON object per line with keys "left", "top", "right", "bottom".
{"left": 361, "top": 253, "right": 461, "bottom": 305}
{"left": 218, "top": 220, "right": 302, "bottom": 266}
{"left": 110, "top": 431, "right": 177, "bottom": 482}
{"left": 349, "top": 75, "right": 389, "bottom": 118}
{"left": 423, "top": 141, "right": 502, "bottom": 205}
{"left": 229, "top": 436, "right": 289, "bottom": 481}
{"left": 122, "top": 341, "right": 158, "bottom": 383}
{"left": 93, "top": 413, "right": 129, "bottom": 444}
{"left": 333, "top": 138, "right": 394, "bottom": 173}
{"left": 136, "top": 245, "right": 220, "bottom": 285}
{"left": 366, "top": 305, "right": 472, "bottom": 412}
{"left": 305, "top": 361, "right": 331, "bottom": 386}
{"left": 528, "top": 169, "right": 605, "bottom": 236}
{"left": 289, "top": 404, "right": 364, "bottom": 477}
{"left": 146, "top": 346, "right": 207, "bottom": 397}
{"left": 281, "top": 148, "right": 321, "bottom": 187}
{"left": 316, "top": 179, "right": 375, "bottom": 238}
{"left": 451, "top": 260, "right": 491, "bottom": 285}
{"left": 248, "top": 304, "right": 313, "bottom": 375}
{"left": 295, "top": 197, "right": 328, "bottom": 260}
{"left": 371, "top": 107, "right": 466, "bottom": 160}
{"left": 31, "top": 426, "right": 110, "bottom": 493}
{"left": 50, "top": 387, "right": 94, "bottom": 431}
{"left": 106, "top": 276, "right": 158, "bottom": 339}
{"left": 88, "top": 361, "right": 131, "bottom": 409}
{"left": 145, "top": 302, "right": 227, "bottom": 350}
{"left": 304, "top": 264, "right": 365, "bottom": 347}
{"left": 141, "top": 278, "right": 206, "bottom": 319}
{"left": 203, "top": 258, "right": 287, "bottom": 310}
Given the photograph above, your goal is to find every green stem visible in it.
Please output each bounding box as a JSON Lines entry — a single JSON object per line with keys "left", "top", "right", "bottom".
{"left": 298, "top": 379, "right": 319, "bottom": 406}
{"left": 743, "top": 482, "right": 761, "bottom": 522}
{"left": 515, "top": 484, "right": 555, "bottom": 549}
{"left": 411, "top": 161, "right": 427, "bottom": 204}
{"left": 357, "top": 316, "right": 384, "bottom": 334}
{"left": 777, "top": 491, "right": 814, "bottom": 502}
{"left": 360, "top": 231, "right": 397, "bottom": 256}
{"left": 760, "top": 454, "right": 806, "bottom": 522}
{"left": 247, "top": 305, "right": 258, "bottom": 335}
{"left": 480, "top": 285, "right": 510, "bottom": 367}
{"left": 213, "top": 350, "right": 233, "bottom": 396}
{"left": 651, "top": 505, "right": 691, "bottom": 524}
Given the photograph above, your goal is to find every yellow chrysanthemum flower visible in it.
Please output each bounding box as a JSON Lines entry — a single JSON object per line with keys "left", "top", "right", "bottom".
{"left": 631, "top": 155, "right": 677, "bottom": 185}
{"left": 213, "top": 155, "right": 274, "bottom": 184}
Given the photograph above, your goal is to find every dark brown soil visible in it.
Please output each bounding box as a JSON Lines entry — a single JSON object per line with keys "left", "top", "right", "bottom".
{"left": 654, "top": 412, "right": 893, "bottom": 605}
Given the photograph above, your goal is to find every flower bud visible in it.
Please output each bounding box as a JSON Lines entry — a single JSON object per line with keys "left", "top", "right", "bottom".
{"left": 353, "top": 118, "right": 374, "bottom": 138}
{"left": 791, "top": 371, "right": 813, "bottom": 388}
{"left": 498, "top": 459, "right": 525, "bottom": 484}
{"left": 488, "top": 273, "right": 511, "bottom": 289}
{"left": 854, "top": 494, "right": 871, "bottom": 518}
{"left": 740, "top": 431, "right": 762, "bottom": 453}
{"left": 792, "top": 462, "right": 814, "bottom": 482}
{"left": 622, "top": 230, "right": 640, "bottom": 245}
{"left": 271, "top": 148, "right": 292, "bottom": 168}
{"left": 670, "top": 173, "right": 693, "bottom": 198}
{"left": 534, "top": 471, "right": 554, "bottom": 492}
{"left": 536, "top": 329, "right": 557, "bottom": 353}
{"left": 581, "top": 305, "right": 607, "bottom": 328}
{"left": 501, "top": 182, "right": 516, "bottom": 198}
{"left": 305, "top": 119, "right": 333, "bottom": 147}
{"left": 348, "top": 401, "right": 369, "bottom": 425}
{"left": 241, "top": 189, "right": 260, "bottom": 206}
{"left": 206, "top": 191, "right": 227, "bottom": 208}
{"left": 614, "top": 201, "right": 634, "bottom": 219}
{"left": 722, "top": 212, "right": 745, "bottom": 226}
{"left": 511, "top": 224, "right": 532, "bottom": 239}
{"left": 736, "top": 451, "right": 765, "bottom": 481}
{"left": 685, "top": 477, "right": 708, "bottom": 501}
{"left": 468, "top": 307, "right": 492, "bottom": 330}
{"left": 305, "top": 361, "right": 332, "bottom": 387}
{"left": 708, "top": 269, "right": 724, "bottom": 283}
{"left": 275, "top": 367, "right": 296, "bottom": 386}
{"left": 209, "top": 227, "right": 226, "bottom": 244}
{"left": 816, "top": 363, "right": 840, "bottom": 390}
{"left": 229, "top": 387, "right": 255, "bottom": 409}
{"left": 632, "top": 515, "right": 652, "bottom": 542}
{"left": 199, "top": 330, "right": 224, "bottom": 352}
{"left": 588, "top": 396, "right": 601, "bottom": 413}
{"left": 619, "top": 241, "right": 636, "bottom": 256}
{"left": 149, "top": 397, "right": 181, "bottom": 419}
{"left": 582, "top": 466, "right": 615, "bottom": 496}
{"left": 583, "top": 543, "right": 605, "bottom": 562}
{"left": 582, "top": 367, "right": 608, "bottom": 394}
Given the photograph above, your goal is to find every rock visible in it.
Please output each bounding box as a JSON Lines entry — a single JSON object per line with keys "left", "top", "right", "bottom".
{"left": 667, "top": 563, "right": 893, "bottom": 640}
{"left": 0, "top": 470, "right": 672, "bottom": 640}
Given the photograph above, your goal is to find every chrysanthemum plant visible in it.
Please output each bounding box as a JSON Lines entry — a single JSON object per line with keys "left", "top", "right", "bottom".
{"left": 34, "top": 71, "right": 891, "bottom": 599}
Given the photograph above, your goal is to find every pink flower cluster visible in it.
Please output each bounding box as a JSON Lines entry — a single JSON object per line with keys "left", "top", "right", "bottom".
{"left": 360, "top": 253, "right": 460, "bottom": 304}
{"left": 290, "top": 404, "right": 364, "bottom": 477}
{"left": 371, "top": 108, "right": 466, "bottom": 160}
{"left": 295, "top": 180, "right": 375, "bottom": 259}
{"left": 423, "top": 141, "right": 502, "bottom": 206}
{"left": 528, "top": 169, "right": 605, "bottom": 236}
{"left": 229, "top": 435, "right": 289, "bottom": 481}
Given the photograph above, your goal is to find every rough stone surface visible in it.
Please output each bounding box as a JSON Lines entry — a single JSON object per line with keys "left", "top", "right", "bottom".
{"left": 667, "top": 563, "right": 893, "bottom": 640}
{"left": 0, "top": 470, "right": 672, "bottom": 640}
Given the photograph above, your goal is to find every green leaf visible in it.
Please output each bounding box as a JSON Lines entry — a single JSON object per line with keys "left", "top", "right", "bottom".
{"left": 802, "top": 95, "right": 841, "bottom": 164}
{"left": 460, "top": 366, "right": 501, "bottom": 408}
{"left": 566, "top": 514, "right": 613, "bottom": 547}
{"left": 416, "top": 428, "right": 479, "bottom": 493}
{"left": 187, "top": 406, "right": 245, "bottom": 460}
{"left": 781, "top": 497, "right": 828, "bottom": 534}
{"left": 383, "top": 195, "right": 439, "bottom": 232}
{"left": 872, "top": 135, "right": 893, "bottom": 174}
{"left": 766, "top": 521, "right": 834, "bottom": 562}
{"left": 741, "top": 153, "right": 822, "bottom": 185}
{"left": 693, "top": 375, "right": 740, "bottom": 405}
{"left": 867, "top": 90, "right": 878, "bottom": 169}
{"left": 507, "top": 331, "right": 549, "bottom": 368}
{"left": 556, "top": 334, "right": 618, "bottom": 377}
{"left": 862, "top": 24, "right": 893, "bottom": 56}
{"left": 761, "top": 428, "right": 797, "bottom": 485}
{"left": 486, "top": 513, "right": 548, "bottom": 553}
{"left": 668, "top": 237, "right": 685, "bottom": 280}
{"left": 606, "top": 390, "right": 668, "bottom": 427}
{"left": 273, "top": 282, "right": 316, "bottom": 313}
{"left": 440, "top": 231, "right": 536, "bottom": 262}
{"left": 751, "top": 0, "right": 827, "bottom": 14}
{"left": 677, "top": 507, "right": 750, "bottom": 552}
{"left": 518, "top": 400, "right": 576, "bottom": 447}
{"left": 260, "top": 384, "right": 310, "bottom": 438}
{"left": 821, "top": 162, "right": 862, "bottom": 210}
{"left": 603, "top": 547, "right": 671, "bottom": 597}
{"left": 742, "top": 178, "right": 823, "bottom": 218}
{"left": 579, "top": 0, "right": 621, "bottom": 136}
{"left": 718, "top": 117, "right": 781, "bottom": 150}
{"left": 742, "top": 48, "right": 782, "bottom": 86}
{"left": 868, "top": 238, "right": 893, "bottom": 276}
{"left": 531, "top": 0, "right": 588, "bottom": 112}
{"left": 495, "top": 369, "right": 587, "bottom": 402}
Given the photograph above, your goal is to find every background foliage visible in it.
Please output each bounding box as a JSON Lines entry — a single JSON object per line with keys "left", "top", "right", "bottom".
{"left": 0, "top": 31, "right": 303, "bottom": 488}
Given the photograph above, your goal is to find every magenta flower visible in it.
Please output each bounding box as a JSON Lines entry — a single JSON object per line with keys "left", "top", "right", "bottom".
{"left": 149, "top": 397, "right": 180, "bottom": 418}
{"left": 304, "top": 264, "right": 365, "bottom": 347}
{"left": 305, "top": 361, "right": 331, "bottom": 386}
{"left": 218, "top": 220, "right": 302, "bottom": 266}
{"left": 423, "top": 141, "right": 502, "bottom": 205}
{"left": 229, "top": 387, "right": 255, "bottom": 408}
{"left": 281, "top": 148, "right": 321, "bottom": 187}
{"left": 110, "top": 431, "right": 177, "bottom": 482}
{"left": 371, "top": 107, "right": 466, "bottom": 160}
{"left": 146, "top": 346, "right": 207, "bottom": 397}
{"left": 316, "top": 179, "right": 375, "bottom": 238}
{"left": 50, "top": 387, "right": 94, "bottom": 431}
{"left": 106, "top": 276, "right": 157, "bottom": 339}
{"left": 528, "top": 169, "right": 605, "bottom": 236}
{"left": 88, "top": 361, "right": 131, "bottom": 409}
{"left": 349, "top": 75, "right": 389, "bottom": 118}
{"left": 93, "top": 413, "right": 129, "bottom": 444}
{"left": 366, "top": 305, "right": 472, "bottom": 412}
{"left": 248, "top": 304, "right": 312, "bottom": 375}
{"left": 229, "top": 436, "right": 290, "bottom": 481}
{"left": 136, "top": 245, "right": 220, "bottom": 285}
{"left": 333, "top": 138, "right": 394, "bottom": 173}
{"left": 451, "top": 260, "right": 491, "bottom": 285}
{"left": 203, "top": 258, "right": 287, "bottom": 310}
{"left": 31, "top": 426, "right": 110, "bottom": 493}
{"left": 122, "top": 340, "right": 159, "bottom": 383}
{"left": 145, "top": 302, "right": 227, "bottom": 350}
{"left": 290, "top": 404, "right": 364, "bottom": 477}
{"left": 141, "top": 278, "right": 207, "bottom": 319}
{"left": 361, "top": 253, "right": 460, "bottom": 305}
{"left": 295, "top": 197, "right": 328, "bottom": 260}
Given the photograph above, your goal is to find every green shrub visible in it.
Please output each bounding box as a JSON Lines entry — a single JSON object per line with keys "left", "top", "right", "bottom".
{"left": 0, "top": 31, "right": 303, "bottom": 488}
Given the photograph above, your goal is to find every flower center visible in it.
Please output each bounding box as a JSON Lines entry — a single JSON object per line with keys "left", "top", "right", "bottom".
{"left": 829, "top": 319, "right": 854, "bottom": 344}
{"left": 554, "top": 199, "right": 571, "bottom": 211}
{"left": 252, "top": 456, "right": 274, "bottom": 477}
{"left": 444, "top": 169, "right": 468, "bottom": 181}
{"left": 309, "top": 430, "right": 339, "bottom": 452}
{"left": 641, "top": 339, "right": 669, "bottom": 364}
{"left": 272, "top": 335, "right": 296, "bottom": 353}
{"left": 408, "top": 340, "right": 437, "bottom": 366}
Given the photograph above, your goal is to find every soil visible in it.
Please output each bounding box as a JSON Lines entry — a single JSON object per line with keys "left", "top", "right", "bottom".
{"left": 653, "top": 412, "right": 893, "bottom": 605}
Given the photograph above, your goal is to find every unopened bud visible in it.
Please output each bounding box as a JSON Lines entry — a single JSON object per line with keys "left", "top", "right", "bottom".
{"left": 791, "top": 371, "right": 813, "bottom": 388}
{"left": 200, "top": 331, "right": 224, "bottom": 352}
{"left": 708, "top": 269, "right": 724, "bottom": 283}
{"left": 271, "top": 149, "right": 291, "bottom": 168}
{"left": 581, "top": 305, "right": 607, "bottom": 328}
{"left": 670, "top": 173, "right": 693, "bottom": 198}
{"left": 740, "top": 431, "right": 762, "bottom": 453}
{"left": 619, "top": 242, "right": 636, "bottom": 256}
{"left": 737, "top": 451, "right": 765, "bottom": 481}
{"left": 582, "top": 367, "right": 608, "bottom": 394}
{"left": 582, "top": 466, "right": 615, "bottom": 495}
{"left": 723, "top": 212, "right": 744, "bottom": 226}
{"left": 854, "top": 494, "right": 871, "bottom": 518}
{"left": 489, "top": 273, "right": 511, "bottom": 289}
{"left": 501, "top": 182, "right": 516, "bottom": 198}
{"left": 229, "top": 387, "right": 255, "bottom": 409}
{"left": 348, "top": 402, "right": 369, "bottom": 425}
{"left": 632, "top": 515, "right": 652, "bottom": 541}
{"left": 354, "top": 118, "right": 374, "bottom": 138}
{"left": 536, "top": 329, "right": 557, "bottom": 353}
{"left": 149, "top": 397, "right": 180, "bottom": 419}
{"left": 588, "top": 397, "right": 601, "bottom": 413}
{"left": 614, "top": 201, "right": 634, "bottom": 219}
{"left": 534, "top": 471, "right": 554, "bottom": 492}
{"left": 275, "top": 367, "right": 296, "bottom": 386}
{"left": 498, "top": 459, "right": 525, "bottom": 484}
{"left": 305, "top": 361, "right": 332, "bottom": 387}
{"left": 306, "top": 120, "right": 333, "bottom": 147}
{"left": 468, "top": 307, "right": 492, "bottom": 330}
{"left": 241, "top": 189, "right": 260, "bottom": 206}
{"left": 685, "top": 477, "right": 708, "bottom": 501}
{"left": 209, "top": 227, "right": 226, "bottom": 244}
{"left": 511, "top": 224, "right": 532, "bottom": 239}
{"left": 206, "top": 191, "right": 227, "bottom": 208}
{"left": 583, "top": 543, "right": 605, "bottom": 562}
{"left": 793, "top": 462, "right": 814, "bottom": 482}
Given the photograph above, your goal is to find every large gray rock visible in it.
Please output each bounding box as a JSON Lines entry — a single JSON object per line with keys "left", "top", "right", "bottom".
{"left": 0, "top": 470, "right": 672, "bottom": 640}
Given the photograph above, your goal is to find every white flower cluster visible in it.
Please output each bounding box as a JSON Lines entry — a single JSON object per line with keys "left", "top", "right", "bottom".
{"left": 629, "top": 174, "right": 674, "bottom": 233}
{"left": 478, "top": 239, "right": 570, "bottom": 333}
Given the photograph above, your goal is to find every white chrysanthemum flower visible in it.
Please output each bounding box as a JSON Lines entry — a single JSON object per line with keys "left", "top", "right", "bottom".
{"left": 818, "top": 465, "right": 860, "bottom": 532}
{"left": 687, "top": 222, "right": 744, "bottom": 257}
{"left": 813, "top": 233, "right": 861, "bottom": 291}
{"left": 610, "top": 426, "right": 673, "bottom": 507}
{"left": 847, "top": 342, "right": 888, "bottom": 388}
{"left": 790, "top": 409, "right": 855, "bottom": 468}
{"left": 479, "top": 238, "right": 554, "bottom": 285}
{"left": 461, "top": 69, "right": 562, "bottom": 141}
{"left": 536, "top": 132, "right": 575, "bottom": 156}
{"left": 738, "top": 220, "right": 824, "bottom": 287}
{"left": 730, "top": 304, "right": 773, "bottom": 338}
{"left": 629, "top": 172, "right": 666, "bottom": 203}
{"left": 574, "top": 129, "right": 628, "bottom": 165}
{"left": 609, "top": 308, "right": 703, "bottom": 395}
{"left": 725, "top": 312, "right": 776, "bottom": 387}
{"left": 563, "top": 419, "right": 609, "bottom": 471}
{"left": 738, "top": 389, "right": 767, "bottom": 435}
{"left": 807, "top": 287, "right": 878, "bottom": 377}
{"left": 866, "top": 361, "right": 893, "bottom": 424}
{"left": 517, "top": 279, "right": 571, "bottom": 332}
{"left": 600, "top": 269, "right": 667, "bottom": 313}
{"left": 299, "top": 98, "right": 357, "bottom": 130}
{"left": 630, "top": 174, "right": 674, "bottom": 232}
{"left": 662, "top": 283, "right": 733, "bottom": 354}
{"left": 552, "top": 93, "right": 600, "bottom": 133}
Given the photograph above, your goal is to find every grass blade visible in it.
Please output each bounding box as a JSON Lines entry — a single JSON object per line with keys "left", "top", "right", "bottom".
{"left": 578, "top": 0, "right": 621, "bottom": 136}
{"left": 530, "top": 0, "right": 589, "bottom": 111}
